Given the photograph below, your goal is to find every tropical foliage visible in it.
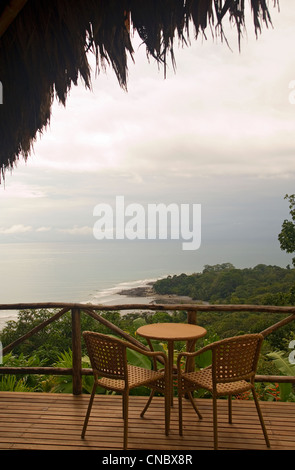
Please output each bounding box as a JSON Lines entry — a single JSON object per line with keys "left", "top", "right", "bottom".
{"left": 0, "top": 306, "right": 294, "bottom": 401}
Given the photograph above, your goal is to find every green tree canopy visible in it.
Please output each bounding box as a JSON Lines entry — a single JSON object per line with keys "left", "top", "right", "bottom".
{"left": 154, "top": 264, "right": 295, "bottom": 305}
{"left": 278, "top": 194, "right": 295, "bottom": 267}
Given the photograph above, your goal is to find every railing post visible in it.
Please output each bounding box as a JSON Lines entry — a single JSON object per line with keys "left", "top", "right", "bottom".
{"left": 71, "top": 308, "right": 82, "bottom": 395}
{"left": 187, "top": 310, "right": 197, "bottom": 325}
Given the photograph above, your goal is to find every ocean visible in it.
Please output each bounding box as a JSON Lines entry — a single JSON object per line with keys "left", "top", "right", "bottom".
{"left": 0, "top": 240, "right": 207, "bottom": 330}
{"left": 0, "top": 239, "right": 289, "bottom": 331}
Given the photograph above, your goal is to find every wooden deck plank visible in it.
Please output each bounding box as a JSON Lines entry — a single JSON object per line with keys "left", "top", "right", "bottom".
{"left": 0, "top": 392, "right": 294, "bottom": 451}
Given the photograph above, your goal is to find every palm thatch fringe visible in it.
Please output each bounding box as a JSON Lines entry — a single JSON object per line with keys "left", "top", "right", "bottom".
{"left": 0, "top": 0, "right": 278, "bottom": 178}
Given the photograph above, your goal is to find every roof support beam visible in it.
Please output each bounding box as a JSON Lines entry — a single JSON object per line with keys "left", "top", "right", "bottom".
{"left": 0, "top": 0, "right": 28, "bottom": 39}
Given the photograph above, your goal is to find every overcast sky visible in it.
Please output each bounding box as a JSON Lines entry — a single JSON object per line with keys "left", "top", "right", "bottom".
{"left": 0, "top": 2, "right": 294, "bottom": 268}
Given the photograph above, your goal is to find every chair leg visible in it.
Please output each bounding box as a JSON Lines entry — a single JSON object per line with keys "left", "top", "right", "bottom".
{"left": 252, "top": 387, "right": 270, "bottom": 447}
{"left": 228, "top": 394, "right": 232, "bottom": 424}
{"left": 123, "top": 392, "right": 129, "bottom": 450}
{"left": 213, "top": 394, "right": 218, "bottom": 450}
{"left": 178, "top": 390, "right": 183, "bottom": 436}
{"left": 81, "top": 382, "right": 96, "bottom": 438}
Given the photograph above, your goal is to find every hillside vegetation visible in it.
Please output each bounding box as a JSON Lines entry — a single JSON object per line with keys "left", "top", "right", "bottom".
{"left": 153, "top": 263, "right": 295, "bottom": 306}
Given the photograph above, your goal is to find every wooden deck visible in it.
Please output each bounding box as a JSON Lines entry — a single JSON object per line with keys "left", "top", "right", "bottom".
{"left": 0, "top": 391, "right": 294, "bottom": 451}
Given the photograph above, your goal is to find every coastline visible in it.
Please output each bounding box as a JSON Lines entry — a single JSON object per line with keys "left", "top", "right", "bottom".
{"left": 0, "top": 278, "right": 202, "bottom": 332}
{"left": 116, "top": 282, "right": 201, "bottom": 305}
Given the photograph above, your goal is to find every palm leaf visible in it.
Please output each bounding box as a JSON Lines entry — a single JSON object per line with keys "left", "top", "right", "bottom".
{"left": 267, "top": 351, "right": 295, "bottom": 377}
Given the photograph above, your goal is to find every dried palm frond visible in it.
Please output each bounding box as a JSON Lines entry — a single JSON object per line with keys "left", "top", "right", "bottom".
{"left": 0, "top": 0, "right": 278, "bottom": 178}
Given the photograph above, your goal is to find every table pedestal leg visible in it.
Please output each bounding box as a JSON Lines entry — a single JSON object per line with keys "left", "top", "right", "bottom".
{"left": 168, "top": 340, "right": 174, "bottom": 406}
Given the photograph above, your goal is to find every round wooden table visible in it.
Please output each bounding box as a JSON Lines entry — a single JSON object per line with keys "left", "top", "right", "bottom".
{"left": 136, "top": 323, "right": 207, "bottom": 405}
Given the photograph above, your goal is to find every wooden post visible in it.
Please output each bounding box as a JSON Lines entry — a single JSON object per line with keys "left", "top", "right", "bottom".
{"left": 187, "top": 310, "right": 197, "bottom": 325}
{"left": 71, "top": 308, "right": 82, "bottom": 395}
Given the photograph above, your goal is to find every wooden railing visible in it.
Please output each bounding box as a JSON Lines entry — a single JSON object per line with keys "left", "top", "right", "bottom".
{"left": 1, "top": 302, "right": 295, "bottom": 394}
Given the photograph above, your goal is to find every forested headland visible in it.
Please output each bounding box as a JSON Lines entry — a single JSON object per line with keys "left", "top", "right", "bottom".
{"left": 153, "top": 263, "right": 295, "bottom": 306}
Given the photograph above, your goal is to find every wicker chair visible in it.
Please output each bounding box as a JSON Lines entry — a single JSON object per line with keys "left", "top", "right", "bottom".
{"left": 81, "top": 331, "right": 170, "bottom": 449}
{"left": 177, "top": 333, "right": 270, "bottom": 450}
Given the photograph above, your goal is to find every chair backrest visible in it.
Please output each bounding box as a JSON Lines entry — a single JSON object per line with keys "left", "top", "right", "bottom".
{"left": 83, "top": 331, "right": 128, "bottom": 380}
{"left": 211, "top": 333, "right": 264, "bottom": 384}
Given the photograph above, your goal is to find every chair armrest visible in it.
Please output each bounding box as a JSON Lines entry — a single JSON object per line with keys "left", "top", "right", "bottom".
{"left": 177, "top": 343, "right": 212, "bottom": 373}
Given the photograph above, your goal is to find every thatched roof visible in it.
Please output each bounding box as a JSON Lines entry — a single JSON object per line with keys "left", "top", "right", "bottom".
{"left": 0, "top": 0, "right": 277, "bottom": 179}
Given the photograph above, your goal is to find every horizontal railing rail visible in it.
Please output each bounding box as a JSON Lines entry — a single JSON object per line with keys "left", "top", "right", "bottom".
{"left": 0, "top": 302, "right": 295, "bottom": 394}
